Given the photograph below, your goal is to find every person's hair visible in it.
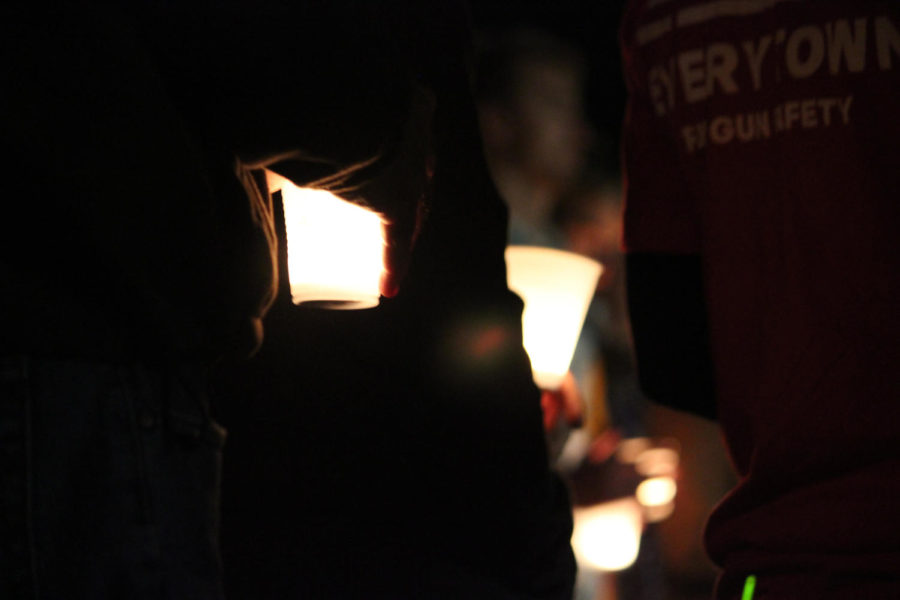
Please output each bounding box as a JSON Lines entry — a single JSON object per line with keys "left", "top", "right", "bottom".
{"left": 474, "top": 26, "right": 585, "bottom": 105}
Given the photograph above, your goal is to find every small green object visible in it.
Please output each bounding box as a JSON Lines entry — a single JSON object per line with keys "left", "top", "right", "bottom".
{"left": 741, "top": 575, "right": 757, "bottom": 600}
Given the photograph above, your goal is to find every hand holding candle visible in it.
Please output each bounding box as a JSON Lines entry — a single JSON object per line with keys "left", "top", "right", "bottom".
{"left": 264, "top": 85, "right": 435, "bottom": 305}
{"left": 540, "top": 371, "right": 584, "bottom": 431}
{"left": 353, "top": 86, "right": 435, "bottom": 298}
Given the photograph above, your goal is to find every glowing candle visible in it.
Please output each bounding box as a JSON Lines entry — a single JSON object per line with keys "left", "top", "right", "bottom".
{"left": 267, "top": 171, "right": 385, "bottom": 309}
{"left": 635, "top": 447, "right": 679, "bottom": 477}
{"left": 505, "top": 246, "right": 602, "bottom": 390}
{"left": 632, "top": 440, "right": 680, "bottom": 522}
{"left": 571, "top": 498, "right": 643, "bottom": 571}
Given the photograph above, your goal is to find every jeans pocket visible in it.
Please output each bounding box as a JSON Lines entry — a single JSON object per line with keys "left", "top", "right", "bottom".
{"left": 152, "top": 374, "right": 227, "bottom": 598}
{"left": 0, "top": 356, "right": 36, "bottom": 600}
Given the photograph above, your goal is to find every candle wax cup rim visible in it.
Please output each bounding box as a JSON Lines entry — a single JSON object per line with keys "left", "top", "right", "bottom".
{"left": 290, "top": 286, "right": 381, "bottom": 310}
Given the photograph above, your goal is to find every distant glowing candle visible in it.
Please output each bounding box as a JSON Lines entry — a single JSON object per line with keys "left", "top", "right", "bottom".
{"left": 505, "top": 246, "right": 602, "bottom": 390}
{"left": 267, "top": 170, "right": 385, "bottom": 309}
{"left": 636, "top": 476, "right": 678, "bottom": 523}
{"left": 635, "top": 447, "right": 679, "bottom": 477}
{"left": 571, "top": 498, "right": 643, "bottom": 571}
{"left": 632, "top": 440, "right": 680, "bottom": 522}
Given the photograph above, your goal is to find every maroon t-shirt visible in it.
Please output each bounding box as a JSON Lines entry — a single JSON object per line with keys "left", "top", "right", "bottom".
{"left": 621, "top": 0, "right": 900, "bottom": 591}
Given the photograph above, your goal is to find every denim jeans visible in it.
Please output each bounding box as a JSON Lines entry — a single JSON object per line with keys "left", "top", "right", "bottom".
{"left": 0, "top": 356, "right": 226, "bottom": 600}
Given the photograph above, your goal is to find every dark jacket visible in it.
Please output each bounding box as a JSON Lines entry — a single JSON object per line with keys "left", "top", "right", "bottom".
{"left": 1, "top": 6, "right": 278, "bottom": 363}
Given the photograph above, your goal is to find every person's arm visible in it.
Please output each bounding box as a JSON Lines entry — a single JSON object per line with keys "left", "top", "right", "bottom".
{"left": 626, "top": 252, "right": 717, "bottom": 419}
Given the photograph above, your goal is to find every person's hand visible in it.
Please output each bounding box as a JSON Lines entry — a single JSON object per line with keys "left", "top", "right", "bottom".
{"left": 587, "top": 428, "right": 622, "bottom": 464}
{"left": 348, "top": 85, "right": 436, "bottom": 298}
{"left": 540, "top": 371, "right": 584, "bottom": 432}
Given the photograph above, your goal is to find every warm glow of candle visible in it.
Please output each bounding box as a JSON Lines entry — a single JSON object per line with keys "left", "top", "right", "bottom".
{"left": 617, "top": 437, "right": 651, "bottom": 464}
{"left": 571, "top": 498, "right": 643, "bottom": 572}
{"left": 505, "top": 246, "right": 602, "bottom": 390}
{"left": 636, "top": 476, "right": 677, "bottom": 507}
{"left": 636, "top": 476, "right": 678, "bottom": 522}
{"left": 267, "top": 171, "right": 385, "bottom": 309}
{"left": 635, "top": 447, "right": 679, "bottom": 477}
{"left": 636, "top": 474, "right": 678, "bottom": 522}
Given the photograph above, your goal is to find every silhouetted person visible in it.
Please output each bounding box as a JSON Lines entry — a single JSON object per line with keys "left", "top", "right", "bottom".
{"left": 621, "top": 1, "right": 900, "bottom": 597}
{"left": 1, "top": 3, "right": 432, "bottom": 598}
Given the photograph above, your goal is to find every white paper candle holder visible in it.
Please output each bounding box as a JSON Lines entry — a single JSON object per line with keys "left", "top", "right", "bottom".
{"left": 505, "top": 246, "right": 602, "bottom": 390}
{"left": 571, "top": 498, "right": 643, "bottom": 572}
{"left": 267, "top": 170, "right": 385, "bottom": 309}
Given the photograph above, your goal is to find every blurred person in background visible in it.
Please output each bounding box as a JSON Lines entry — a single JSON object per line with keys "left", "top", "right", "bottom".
{"left": 559, "top": 172, "right": 737, "bottom": 600}
{"left": 555, "top": 173, "right": 672, "bottom": 600}
{"left": 477, "top": 27, "right": 594, "bottom": 249}
{"left": 555, "top": 173, "right": 646, "bottom": 441}
{"left": 476, "top": 25, "right": 669, "bottom": 600}
{"left": 476, "top": 26, "right": 598, "bottom": 454}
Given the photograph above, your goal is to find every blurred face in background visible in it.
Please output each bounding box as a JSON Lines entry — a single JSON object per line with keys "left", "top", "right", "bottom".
{"left": 508, "top": 60, "right": 593, "bottom": 189}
